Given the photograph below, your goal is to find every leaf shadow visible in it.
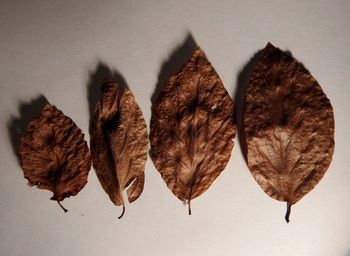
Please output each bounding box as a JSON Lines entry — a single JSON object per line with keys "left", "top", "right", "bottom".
{"left": 7, "top": 95, "right": 49, "bottom": 164}
{"left": 234, "top": 49, "right": 264, "bottom": 163}
{"left": 345, "top": 248, "right": 350, "bottom": 256}
{"left": 87, "top": 62, "right": 129, "bottom": 123}
{"left": 151, "top": 33, "right": 198, "bottom": 106}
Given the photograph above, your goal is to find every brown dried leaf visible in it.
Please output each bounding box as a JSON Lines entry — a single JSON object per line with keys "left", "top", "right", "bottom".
{"left": 19, "top": 104, "right": 91, "bottom": 212}
{"left": 90, "top": 81, "right": 148, "bottom": 218}
{"left": 244, "top": 43, "right": 335, "bottom": 222}
{"left": 150, "top": 48, "right": 236, "bottom": 214}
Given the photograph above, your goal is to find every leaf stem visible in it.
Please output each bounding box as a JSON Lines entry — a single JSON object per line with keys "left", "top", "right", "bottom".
{"left": 57, "top": 200, "right": 68, "bottom": 213}
{"left": 118, "top": 204, "right": 125, "bottom": 219}
{"left": 188, "top": 200, "right": 192, "bottom": 215}
{"left": 285, "top": 202, "right": 291, "bottom": 223}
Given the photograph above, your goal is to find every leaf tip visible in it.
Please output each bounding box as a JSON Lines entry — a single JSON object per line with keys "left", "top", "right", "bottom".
{"left": 266, "top": 41, "right": 275, "bottom": 48}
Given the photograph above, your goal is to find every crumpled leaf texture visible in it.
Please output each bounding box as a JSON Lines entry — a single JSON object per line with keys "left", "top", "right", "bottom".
{"left": 19, "top": 104, "right": 91, "bottom": 207}
{"left": 244, "top": 43, "right": 334, "bottom": 221}
{"left": 150, "top": 48, "right": 235, "bottom": 213}
{"left": 90, "top": 81, "right": 147, "bottom": 217}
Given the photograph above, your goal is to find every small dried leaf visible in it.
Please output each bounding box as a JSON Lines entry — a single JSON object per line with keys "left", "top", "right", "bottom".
{"left": 90, "top": 81, "right": 148, "bottom": 218}
{"left": 243, "top": 43, "right": 335, "bottom": 222}
{"left": 19, "top": 104, "right": 91, "bottom": 211}
{"left": 150, "top": 48, "right": 236, "bottom": 214}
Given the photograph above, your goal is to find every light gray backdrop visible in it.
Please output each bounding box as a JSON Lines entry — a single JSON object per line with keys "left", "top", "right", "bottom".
{"left": 1, "top": 0, "right": 349, "bottom": 255}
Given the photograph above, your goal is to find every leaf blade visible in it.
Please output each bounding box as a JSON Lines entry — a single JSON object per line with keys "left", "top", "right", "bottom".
{"left": 150, "top": 48, "right": 236, "bottom": 212}
{"left": 244, "top": 43, "right": 335, "bottom": 220}
{"left": 19, "top": 104, "right": 91, "bottom": 207}
{"left": 90, "top": 81, "right": 148, "bottom": 214}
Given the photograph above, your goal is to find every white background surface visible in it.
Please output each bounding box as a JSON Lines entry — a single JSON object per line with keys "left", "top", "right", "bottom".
{"left": 1, "top": 0, "right": 349, "bottom": 255}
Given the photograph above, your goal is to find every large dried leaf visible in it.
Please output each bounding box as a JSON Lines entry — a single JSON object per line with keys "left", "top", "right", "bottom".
{"left": 150, "top": 48, "right": 236, "bottom": 214}
{"left": 19, "top": 104, "right": 91, "bottom": 212}
{"left": 90, "top": 81, "right": 148, "bottom": 218}
{"left": 243, "top": 43, "right": 335, "bottom": 222}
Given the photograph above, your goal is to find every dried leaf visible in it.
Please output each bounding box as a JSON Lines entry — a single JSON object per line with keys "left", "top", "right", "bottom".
{"left": 90, "top": 81, "right": 148, "bottom": 218}
{"left": 243, "top": 43, "right": 335, "bottom": 222}
{"left": 150, "top": 48, "right": 236, "bottom": 214}
{"left": 19, "top": 104, "right": 91, "bottom": 212}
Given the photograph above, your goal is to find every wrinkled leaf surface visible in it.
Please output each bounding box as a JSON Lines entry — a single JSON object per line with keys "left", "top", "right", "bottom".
{"left": 19, "top": 104, "right": 91, "bottom": 210}
{"left": 244, "top": 43, "right": 335, "bottom": 222}
{"left": 90, "top": 81, "right": 148, "bottom": 218}
{"left": 150, "top": 48, "right": 236, "bottom": 214}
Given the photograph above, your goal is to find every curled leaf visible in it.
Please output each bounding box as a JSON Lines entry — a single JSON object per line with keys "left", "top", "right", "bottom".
{"left": 19, "top": 104, "right": 91, "bottom": 212}
{"left": 150, "top": 48, "right": 236, "bottom": 214}
{"left": 243, "top": 43, "right": 335, "bottom": 222}
{"left": 90, "top": 81, "right": 148, "bottom": 218}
